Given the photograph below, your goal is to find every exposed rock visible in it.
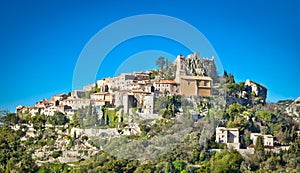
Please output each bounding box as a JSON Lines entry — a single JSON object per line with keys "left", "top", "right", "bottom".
{"left": 174, "top": 53, "right": 218, "bottom": 83}
{"left": 244, "top": 80, "right": 267, "bottom": 104}
{"left": 225, "top": 80, "right": 267, "bottom": 106}
{"left": 285, "top": 96, "right": 300, "bottom": 121}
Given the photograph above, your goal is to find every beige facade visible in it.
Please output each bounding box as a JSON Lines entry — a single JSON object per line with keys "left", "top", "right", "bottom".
{"left": 35, "top": 99, "right": 54, "bottom": 108}
{"left": 83, "top": 83, "right": 96, "bottom": 91}
{"left": 62, "top": 98, "right": 91, "bottom": 110}
{"left": 216, "top": 127, "right": 240, "bottom": 149}
{"left": 71, "top": 90, "right": 86, "bottom": 99}
{"left": 154, "top": 80, "right": 179, "bottom": 95}
{"left": 179, "top": 76, "right": 212, "bottom": 97}
{"left": 51, "top": 94, "right": 67, "bottom": 101}
{"left": 133, "top": 72, "right": 150, "bottom": 81}
{"left": 250, "top": 133, "right": 274, "bottom": 146}
{"left": 96, "top": 77, "right": 114, "bottom": 92}
{"left": 90, "top": 92, "right": 114, "bottom": 106}
{"left": 113, "top": 73, "right": 136, "bottom": 90}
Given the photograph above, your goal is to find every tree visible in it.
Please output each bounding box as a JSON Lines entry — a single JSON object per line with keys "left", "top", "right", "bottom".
{"left": 47, "top": 111, "right": 69, "bottom": 126}
{"left": 224, "top": 72, "right": 235, "bottom": 84}
{"left": 223, "top": 70, "right": 228, "bottom": 78}
{"left": 4, "top": 113, "right": 19, "bottom": 126}
{"left": 211, "top": 149, "right": 243, "bottom": 173}
{"left": 254, "top": 135, "right": 264, "bottom": 153}
{"left": 253, "top": 135, "right": 265, "bottom": 165}
{"left": 172, "top": 160, "right": 186, "bottom": 173}
{"left": 164, "top": 162, "right": 170, "bottom": 173}
{"left": 156, "top": 56, "right": 165, "bottom": 72}
{"left": 256, "top": 110, "right": 274, "bottom": 123}
{"left": 226, "top": 103, "right": 245, "bottom": 121}
{"left": 0, "top": 110, "right": 9, "bottom": 117}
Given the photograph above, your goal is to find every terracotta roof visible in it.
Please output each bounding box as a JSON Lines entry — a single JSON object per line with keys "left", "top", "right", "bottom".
{"left": 180, "top": 75, "right": 212, "bottom": 81}
{"left": 92, "top": 92, "right": 109, "bottom": 95}
{"left": 54, "top": 94, "right": 66, "bottom": 97}
{"left": 155, "top": 80, "right": 178, "bottom": 84}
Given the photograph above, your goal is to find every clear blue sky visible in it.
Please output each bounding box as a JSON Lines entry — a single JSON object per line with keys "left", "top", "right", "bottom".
{"left": 1, "top": 0, "right": 300, "bottom": 111}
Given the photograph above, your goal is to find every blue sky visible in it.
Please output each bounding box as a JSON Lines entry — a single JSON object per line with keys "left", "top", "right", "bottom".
{"left": 0, "top": 0, "right": 300, "bottom": 111}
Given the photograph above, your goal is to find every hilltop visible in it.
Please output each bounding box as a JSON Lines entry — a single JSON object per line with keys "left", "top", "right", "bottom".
{"left": 0, "top": 52, "right": 299, "bottom": 172}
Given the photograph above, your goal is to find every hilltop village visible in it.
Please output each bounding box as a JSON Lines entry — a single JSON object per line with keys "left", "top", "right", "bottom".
{"left": 16, "top": 53, "right": 216, "bottom": 118}
{"left": 1, "top": 53, "right": 299, "bottom": 172}
{"left": 16, "top": 53, "right": 267, "bottom": 122}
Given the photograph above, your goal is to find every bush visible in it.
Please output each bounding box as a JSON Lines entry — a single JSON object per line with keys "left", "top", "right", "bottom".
{"left": 52, "top": 150, "right": 62, "bottom": 158}
{"left": 82, "top": 135, "right": 88, "bottom": 141}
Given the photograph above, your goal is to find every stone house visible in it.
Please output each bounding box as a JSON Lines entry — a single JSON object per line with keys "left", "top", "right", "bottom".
{"left": 83, "top": 83, "right": 96, "bottom": 91}
{"left": 250, "top": 133, "right": 274, "bottom": 146}
{"left": 153, "top": 80, "right": 179, "bottom": 95}
{"left": 114, "top": 90, "right": 129, "bottom": 107}
{"left": 51, "top": 94, "right": 67, "bottom": 102}
{"left": 35, "top": 99, "right": 54, "bottom": 108}
{"left": 90, "top": 92, "right": 114, "bottom": 106}
{"left": 96, "top": 77, "right": 114, "bottom": 92}
{"left": 71, "top": 90, "right": 86, "bottom": 99}
{"left": 62, "top": 98, "right": 91, "bottom": 110}
{"left": 179, "top": 76, "right": 212, "bottom": 97}
{"left": 216, "top": 127, "right": 240, "bottom": 149}
{"left": 113, "top": 73, "right": 136, "bottom": 90}
{"left": 133, "top": 72, "right": 150, "bottom": 81}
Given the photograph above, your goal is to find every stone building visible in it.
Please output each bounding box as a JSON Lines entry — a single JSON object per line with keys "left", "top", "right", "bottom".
{"left": 250, "top": 133, "right": 274, "bottom": 146}
{"left": 114, "top": 90, "right": 129, "bottom": 107}
{"left": 153, "top": 80, "right": 179, "bottom": 95}
{"left": 245, "top": 80, "right": 267, "bottom": 104}
{"left": 52, "top": 94, "right": 67, "bottom": 102}
{"left": 96, "top": 77, "right": 114, "bottom": 92}
{"left": 62, "top": 98, "right": 91, "bottom": 110}
{"left": 216, "top": 127, "right": 240, "bottom": 149}
{"left": 179, "top": 76, "right": 212, "bottom": 97}
{"left": 90, "top": 92, "right": 114, "bottom": 106}
{"left": 71, "top": 90, "right": 86, "bottom": 99}
{"left": 83, "top": 83, "right": 96, "bottom": 91}
{"left": 113, "top": 73, "right": 136, "bottom": 90}
{"left": 173, "top": 53, "right": 218, "bottom": 83}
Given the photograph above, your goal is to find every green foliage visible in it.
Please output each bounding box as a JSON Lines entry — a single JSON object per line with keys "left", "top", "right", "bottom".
{"left": 155, "top": 95, "right": 181, "bottom": 117}
{"left": 150, "top": 69, "right": 159, "bottom": 79}
{"left": 155, "top": 56, "right": 176, "bottom": 80}
{"left": 156, "top": 56, "right": 166, "bottom": 72}
{"left": 47, "top": 111, "right": 69, "bottom": 126}
{"left": 227, "top": 116, "right": 249, "bottom": 131}
{"left": 107, "top": 109, "right": 119, "bottom": 128}
{"left": 165, "top": 162, "right": 170, "bottom": 173}
{"left": 211, "top": 149, "right": 243, "bottom": 173}
{"left": 224, "top": 71, "right": 235, "bottom": 84}
{"left": 0, "top": 125, "right": 38, "bottom": 172}
{"left": 225, "top": 103, "right": 245, "bottom": 121}
{"left": 0, "top": 93, "right": 299, "bottom": 172}
{"left": 52, "top": 150, "right": 62, "bottom": 158}
{"left": 77, "top": 105, "right": 101, "bottom": 128}
{"left": 81, "top": 135, "right": 88, "bottom": 141}
{"left": 38, "top": 163, "right": 69, "bottom": 173}
{"left": 255, "top": 110, "right": 274, "bottom": 123}
{"left": 3, "top": 113, "right": 19, "bottom": 125}
{"left": 172, "top": 160, "right": 186, "bottom": 172}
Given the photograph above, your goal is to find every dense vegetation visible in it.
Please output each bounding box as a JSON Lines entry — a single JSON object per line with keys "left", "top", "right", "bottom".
{"left": 1, "top": 96, "right": 299, "bottom": 172}
{"left": 0, "top": 65, "right": 299, "bottom": 172}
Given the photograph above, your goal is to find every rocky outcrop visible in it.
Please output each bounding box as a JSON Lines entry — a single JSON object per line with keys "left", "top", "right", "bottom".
{"left": 225, "top": 80, "right": 267, "bottom": 106}
{"left": 174, "top": 53, "right": 218, "bottom": 83}
{"left": 244, "top": 80, "right": 267, "bottom": 103}
{"left": 285, "top": 97, "right": 300, "bottom": 120}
